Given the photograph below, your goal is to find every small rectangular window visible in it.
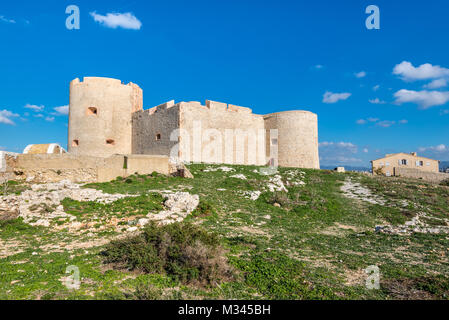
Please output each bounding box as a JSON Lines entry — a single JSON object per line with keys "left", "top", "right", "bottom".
{"left": 72, "top": 140, "right": 79, "bottom": 147}
{"left": 386, "top": 162, "right": 390, "bottom": 167}
{"left": 87, "top": 107, "right": 98, "bottom": 115}
{"left": 106, "top": 139, "right": 115, "bottom": 145}
{"left": 156, "top": 134, "right": 161, "bottom": 141}
{"left": 271, "top": 138, "right": 278, "bottom": 146}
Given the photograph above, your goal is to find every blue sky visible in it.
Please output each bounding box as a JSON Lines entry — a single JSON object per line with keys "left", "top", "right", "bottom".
{"left": 1, "top": 0, "right": 449, "bottom": 167}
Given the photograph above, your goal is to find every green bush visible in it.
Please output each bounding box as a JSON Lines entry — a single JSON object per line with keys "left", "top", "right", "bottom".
{"left": 102, "top": 222, "right": 233, "bottom": 286}
{"left": 440, "top": 179, "right": 449, "bottom": 187}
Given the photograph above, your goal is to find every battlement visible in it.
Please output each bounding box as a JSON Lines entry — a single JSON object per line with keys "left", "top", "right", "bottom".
{"left": 71, "top": 77, "right": 140, "bottom": 88}
{"left": 140, "top": 99, "right": 254, "bottom": 115}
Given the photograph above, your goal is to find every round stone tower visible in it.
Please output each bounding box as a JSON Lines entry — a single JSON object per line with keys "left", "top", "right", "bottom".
{"left": 264, "top": 111, "right": 320, "bottom": 169}
{"left": 68, "top": 77, "right": 143, "bottom": 157}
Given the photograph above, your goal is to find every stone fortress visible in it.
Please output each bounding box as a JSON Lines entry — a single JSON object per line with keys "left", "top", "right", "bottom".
{"left": 68, "top": 77, "right": 320, "bottom": 169}
{"left": 1, "top": 77, "right": 320, "bottom": 183}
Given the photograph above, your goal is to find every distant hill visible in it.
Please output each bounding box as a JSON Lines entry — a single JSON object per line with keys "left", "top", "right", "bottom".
{"left": 321, "top": 165, "right": 371, "bottom": 172}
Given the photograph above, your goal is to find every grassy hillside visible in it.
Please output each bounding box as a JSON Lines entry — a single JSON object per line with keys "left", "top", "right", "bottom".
{"left": 1, "top": 164, "right": 449, "bottom": 300}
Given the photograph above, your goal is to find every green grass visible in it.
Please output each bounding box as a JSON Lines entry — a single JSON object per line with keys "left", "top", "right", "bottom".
{"left": 1, "top": 164, "right": 449, "bottom": 300}
{"left": 1, "top": 180, "right": 30, "bottom": 196}
{"left": 61, "top": 193, "right": 165, "bottom": 218}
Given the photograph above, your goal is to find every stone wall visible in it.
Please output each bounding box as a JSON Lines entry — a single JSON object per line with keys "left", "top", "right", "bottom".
{"left": 394, "top": 167, "right": 449, "bottom": 183}
{"left": 130, "top": 99, "right": 320, "bottom": 168}
{"left": 10, "top": 153, "right": 172, "bottom": 183}
{"left": 0, "top": 151, "right": 18, "bottom": 173}
{"left": 179, "top": 101, "right": 266, "bottom": 165}
{"left": 132, "top": 101, "right": 180, "bottom": 157}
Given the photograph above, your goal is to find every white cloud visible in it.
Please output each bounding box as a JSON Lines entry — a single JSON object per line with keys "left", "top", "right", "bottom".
{"left": 363, "top": 148, "right": 369, "bottom": 153}
{"left": 376, "top": 120, "right": 396, "bottom": 128}
{"left": 357, "top": 117, "right": 403, "bottom": 128}
{"left": 355, "top": 71, "right": 366, "bottom": 78}
{"left": 393, "top": 61, "right": 449, "bottom": 81}
{"left": 25, "top": 103, "right": 45, "bottom": 112}
{"left": 393, "top": 89, "right": 449, "bottom": 109}
{"left": 45, "top": 116, "right": 55, "bottom": 122}
{"left": 319, "top": 141, "right": 357, "bottom": 150}
{"left": 323, "top": 91, "right": 351, "bottom": 104}
{"left": 53, "top": 105, "right": 69, "bottom": 116}
{"left": 357, "top": 117, "right": 380, "bottom": 125}
{"left": 419, "top": 144, "right": 447, "bottom": 152}
{"left": 337, "top": 142, "right": 356, "bottom": 148}
{"left": 0, "top": 15, "right": 16, "bottom": 24}
{"left": 373, "top": 85, "right": 380, "bottom": 91}
{"left": 0, "top": 109, "right": 19, "bottom": 125}
{"left": 90, "top": 12, "right": 142, "bottom": 30}
{"left": 417, "top": 144, "right": 449, "bottom": 160}
{"left": 423, "top": 78, "right": 448, "bottom": 89}
{"left": 369, "top": 98, "right": 386, "bottom": 104}
{"left": 319, "top": 141, "right": 362, "bottom": 165}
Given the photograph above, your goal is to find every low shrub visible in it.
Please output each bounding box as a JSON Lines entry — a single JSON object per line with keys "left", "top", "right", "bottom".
{"left": 102, "top": 222, "right": 233, "bottom": 286}
{"left": 191, "top": 200, "right": 216, "bottom": 218}
{"left": 440, "top": 179, "right": 449, "bottom": 187}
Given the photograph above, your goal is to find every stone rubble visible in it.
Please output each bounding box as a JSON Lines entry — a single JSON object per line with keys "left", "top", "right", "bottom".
{"left": 340, "top": 179, "right": 449, "bottom": 235}
{"left": 376, "top": 212, "right": 449, "bottom": 235}
{"left": 266, "top": 175, "right": 288, "bottom": 193}
{"left": 242, "top": 190, "right": 262, "bottom": 201}
{"left": 1, "top": 180, "right": 201, "bottom": 232}
{"left": 230, "top": 174, "right": 247, "bottom": 180}
{"left": 341, "top": 179, "right": 386, "bottom": 205}
{"left": 144, "top": 192, "right": 200, "bottom": 225}
{"left": 284, "top": 170, "right": 306, "bottom": 186}
{"left": 0, "top": 180, "right": 133, "bottom": 227}
{"left": 203, "top": 166, "right": 235, "bottom": 172}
